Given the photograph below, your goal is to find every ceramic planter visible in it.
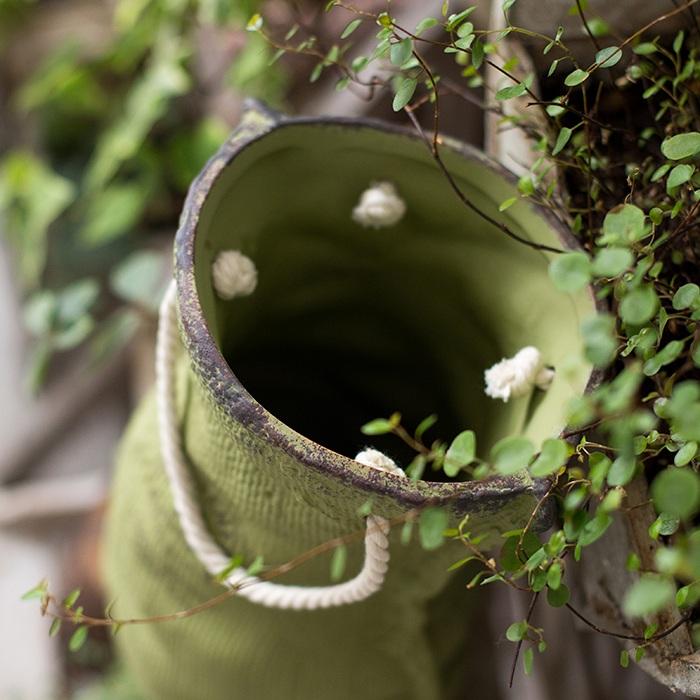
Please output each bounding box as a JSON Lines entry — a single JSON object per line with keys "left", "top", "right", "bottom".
{"left": 104, "top": 100, "right": 598, "bottom": 699}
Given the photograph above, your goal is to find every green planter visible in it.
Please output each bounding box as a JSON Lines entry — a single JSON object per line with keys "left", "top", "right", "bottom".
{"left": 104, "top": 100, "right": 598, "bottom": 699}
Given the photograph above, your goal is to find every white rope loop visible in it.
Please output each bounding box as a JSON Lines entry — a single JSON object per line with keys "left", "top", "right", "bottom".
{"left": 156, "top": 256, "right": 395, "bottom": 610}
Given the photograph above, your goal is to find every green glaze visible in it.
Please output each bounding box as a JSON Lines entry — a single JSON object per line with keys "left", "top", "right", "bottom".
{"left": 105, "top": 102, "right": 598, "bottom": 700}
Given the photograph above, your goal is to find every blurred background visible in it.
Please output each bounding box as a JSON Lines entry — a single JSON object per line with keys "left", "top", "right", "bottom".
{"left": 0, "top": 0, "right": 690, "bottom": 698}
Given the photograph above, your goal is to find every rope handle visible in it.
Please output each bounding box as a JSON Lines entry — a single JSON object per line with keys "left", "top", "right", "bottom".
{"left": 156, "top": 279, "right": 392, "bottom": 609}
{"left": 156, "top": 229, "right": 552, "bottom": 609}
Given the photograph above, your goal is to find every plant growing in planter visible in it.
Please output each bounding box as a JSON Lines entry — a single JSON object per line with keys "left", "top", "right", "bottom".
{"left": 23, "top": 1, "right": 700, "bottom": 697}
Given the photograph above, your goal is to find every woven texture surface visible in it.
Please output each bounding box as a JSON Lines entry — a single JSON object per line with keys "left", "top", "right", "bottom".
{"left": 105, "top": 360, "right": 486, "bottom": 700}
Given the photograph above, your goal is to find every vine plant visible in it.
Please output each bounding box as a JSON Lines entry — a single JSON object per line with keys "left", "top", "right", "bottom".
{"left": 23, "top": 0, "right": 700, "bottom": 685}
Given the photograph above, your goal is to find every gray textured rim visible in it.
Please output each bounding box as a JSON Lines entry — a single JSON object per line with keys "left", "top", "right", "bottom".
{"left": 174, "top": 100, "right": 605, "bottom": 519}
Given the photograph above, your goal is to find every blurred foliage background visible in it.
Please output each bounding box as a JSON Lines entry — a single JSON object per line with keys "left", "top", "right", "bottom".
{"left": 0, "top": 0, "right": 291, "bottom": 390}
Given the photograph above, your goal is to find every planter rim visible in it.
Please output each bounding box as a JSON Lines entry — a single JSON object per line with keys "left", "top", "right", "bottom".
{"left": 174, "top": 99, "right": 605, "bottom": 516}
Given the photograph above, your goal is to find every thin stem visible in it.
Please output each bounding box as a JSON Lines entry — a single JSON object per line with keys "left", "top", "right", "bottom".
{"left": 403, "top": 107, "right": 565, "bottom": 255}
{"left": 565, "top": 602, "right": 691, "bottom": 643}
{"left": 575, "top": 0, "right": 602, "bottom": 51}
{"left": 509, "top": 592, "right": 540, "bottom": 688}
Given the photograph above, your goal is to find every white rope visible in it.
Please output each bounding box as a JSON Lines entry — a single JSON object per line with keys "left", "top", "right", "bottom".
{"left": 155, "top": 255, "right": 395, "bottom": 609}
{"left": 484, "top": 346, "right": 554, "bottom": 403}
{"left": 352, "top": 181, "right": 406, "bottom": 228}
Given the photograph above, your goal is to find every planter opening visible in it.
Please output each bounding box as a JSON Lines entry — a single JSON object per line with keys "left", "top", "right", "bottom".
{"left": 191, "top": 120, "right": 595, "bottom": 475}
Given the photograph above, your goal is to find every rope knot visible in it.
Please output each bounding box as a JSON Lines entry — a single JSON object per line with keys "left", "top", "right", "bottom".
{"left": 212, "top": 250, "right": 258, "bottom": 299}
{"left": 484, "top": 346, "right": 554, "bottom": 403}
{"left": 355, "top": 448, "right": 405, "bottom": 477}
{"left": 352, "top": 182, "right": 406, "bottom": 228}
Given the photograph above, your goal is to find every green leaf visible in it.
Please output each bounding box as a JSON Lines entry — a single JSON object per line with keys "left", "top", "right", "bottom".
{"left": 110, "top": 251, "right": 167, "bottom": 313}
{"left": 24, "top": 292, "right": 57, "bottom": 336}
{"left": 0, "top": 151, "right": 76, "bottom": 286}
{"left": 498, "top": 197, "right": 517, "bottom": 211}
{"left": 341, "top": 19, "right": 362, "bottom": 39}
{"left": 491, "top": 436, "right": 535, "bottom": 475}
{"left": 215, "top": 554, "right": 245, "bottom": 582}
{"left": 309, "top": 63, "right": 323, "bottom": 83}
{"left": 677, "top": 581, "right": 700, "bottom": 608}
{"left": 246, "top": 13, "right": 263, "bottom": 31}
{"left": 530, "top": 438, "right": 571, "bottom": 477}
{"left": 49, "top": 618, "right": 62, "bottom": 638}
{"left": 357, "top": 497, "right": 374, "bottom": 517}
{"left": 623, "top": 575, "right": 675, "bottom": 617}
{"left": 419, "top": 507, "right": 449, "bottom": 550}
{"left": 564, "top": 68, "right": 589, "bottom": 86}
{"left": 376, "top": 11, "right": 392, "bottom": 27}
{"left": 56, "top": 279, "right": 99, "bottom": 326}
{"left": 667, "top": 164, "right": 695, "bottom": 190}
{"left": 546, "top": 100, "right": 566, "bottom": 117}
{"left": 619, "top": 285, "right": 659, "bottom": 326}
{"left": 633, "top": 42, "right": 657, "bottom": 55}
{"left": 501, "top": 532, "right": 541, "bottom": 572}
{"left": 330, "top": 545, "right": 347, "bottom": 582}
{"left": 506, "top": 620, "right": 528, "bottom": 642}
{"left": 651, "top": 163, "right": 671, "bottom": 182}
{"left": 69, "top": 626, "right": 89, "bottom": 652}
{"left": 601, "top": 204, "right": 645, "bottom": 245}
{"left": 415, "top": 414, "right": 438, "bottom": 440}
{"left": 578, "top": 511, "right": 613, "bottom": 546}
{"left": 415, "top": 17, "right": 438, "bottom": 35}
{"left": 495, "top": 75, "right": 532, "bottom": 100}
{"left": 643, "top": 340, "right": 685, "bottom": 376}
{"left": 392, "top": 77, "right": 417, "bottom": 111}
{"left": 406, "top": 454, "right": 427, "bottom": 481}
{"left": 588, "top": 17, "right": 609, "bottom": 37}
{"left": 447, "top": 556, "right": 477, "bottom": 572}
{"left": 547, "top": 562, "right": 562, "bottom": 589}
{"left": 591, "top": 247, "right": 633, "bottom": 277}
{"left": 620, "top": 649, "right": 630, "bottom": 668}
{"left": 651, "top": 468, "right": 700, "bottom": 519}
{"left": 390, "top": 38, "right": 413, "bottom": 66}
{"left": 661, "top": 132, "right": 700, "bottom": 160}
{"left": 674, "top": 441, "right": 698, "bottom": 467}
{"left": 551, "top": 127, "right": 572, "bottom": 156}
{"left": 523, "top": 647, "right": 534, "bottom": 676}
{"left": 84, "top": 42, "right": 190, "bottom": 193}
{"left": 246, "top": 555, "right": 265, "bottom": 577}
{"left": 673, "top": 283, "right": 700, "bottom": 310}
{"left": 444, "top": 430, "right": 476, "bottom": 477}
{"left": 674, "top": 29, "right": 685, "bottom": 53}
{"left": 361, "top": 418, "right": 394, "bottom": 435}
{"left": 547, "top": 582, "right": 570, "bottom": 607}
{"left": 81, "top": 182, "right": 149, "bottom": 246}
{"left": 446, "top": 7, "right": 477, "bottom": 30}
{"left": 21, "top": 579, "right": 48, "bottom": 601}
{"left": 607, "top": 455, "right": 637, "bottom": 486}
{"left": 456, "top": 21, "right": 474, "bottom": 38}
{"left": 595, "top": 46, "right": 621, "bottom": 68}
{"left": 62, "top": 588, "right": 81, "bottom": 609}
{"left": 549, "top": 252, "right": 591, "bottom": 292}
{"left": 400, "top": 520, "right": 413, "bottom": 545}
{"left": 649, "top": 513, "right": 679, "bottom": 539}
{"left": 471, "top": 37, "right": 484, "bottom": 69}
{"left": 581, "top": 314, "right": 617, "bottom": 367}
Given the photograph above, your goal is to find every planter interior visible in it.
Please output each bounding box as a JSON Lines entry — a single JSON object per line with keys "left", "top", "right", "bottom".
{"left": 192, "top": 118, "right": 595, "bottom": 472}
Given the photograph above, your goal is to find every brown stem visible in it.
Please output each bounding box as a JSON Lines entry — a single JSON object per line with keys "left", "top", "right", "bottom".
{"left": 509, "top": 592, "right": 540, "bottom": 688}
{"left": 565, "top": 602, "right": 691, "bottom": 643}
{"left": 575, "top": 0, "right": 602, "bottom": 51}
{"left": 403, "top": 107, "right": 565, "bottom": 255}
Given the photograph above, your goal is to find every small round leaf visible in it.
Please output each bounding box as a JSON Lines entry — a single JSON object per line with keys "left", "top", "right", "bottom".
{"left": 651, "top": 467, "right": 700, "bottom": 519}
{"left": 491, "top": 436, "right": 535, "bottom": 475}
